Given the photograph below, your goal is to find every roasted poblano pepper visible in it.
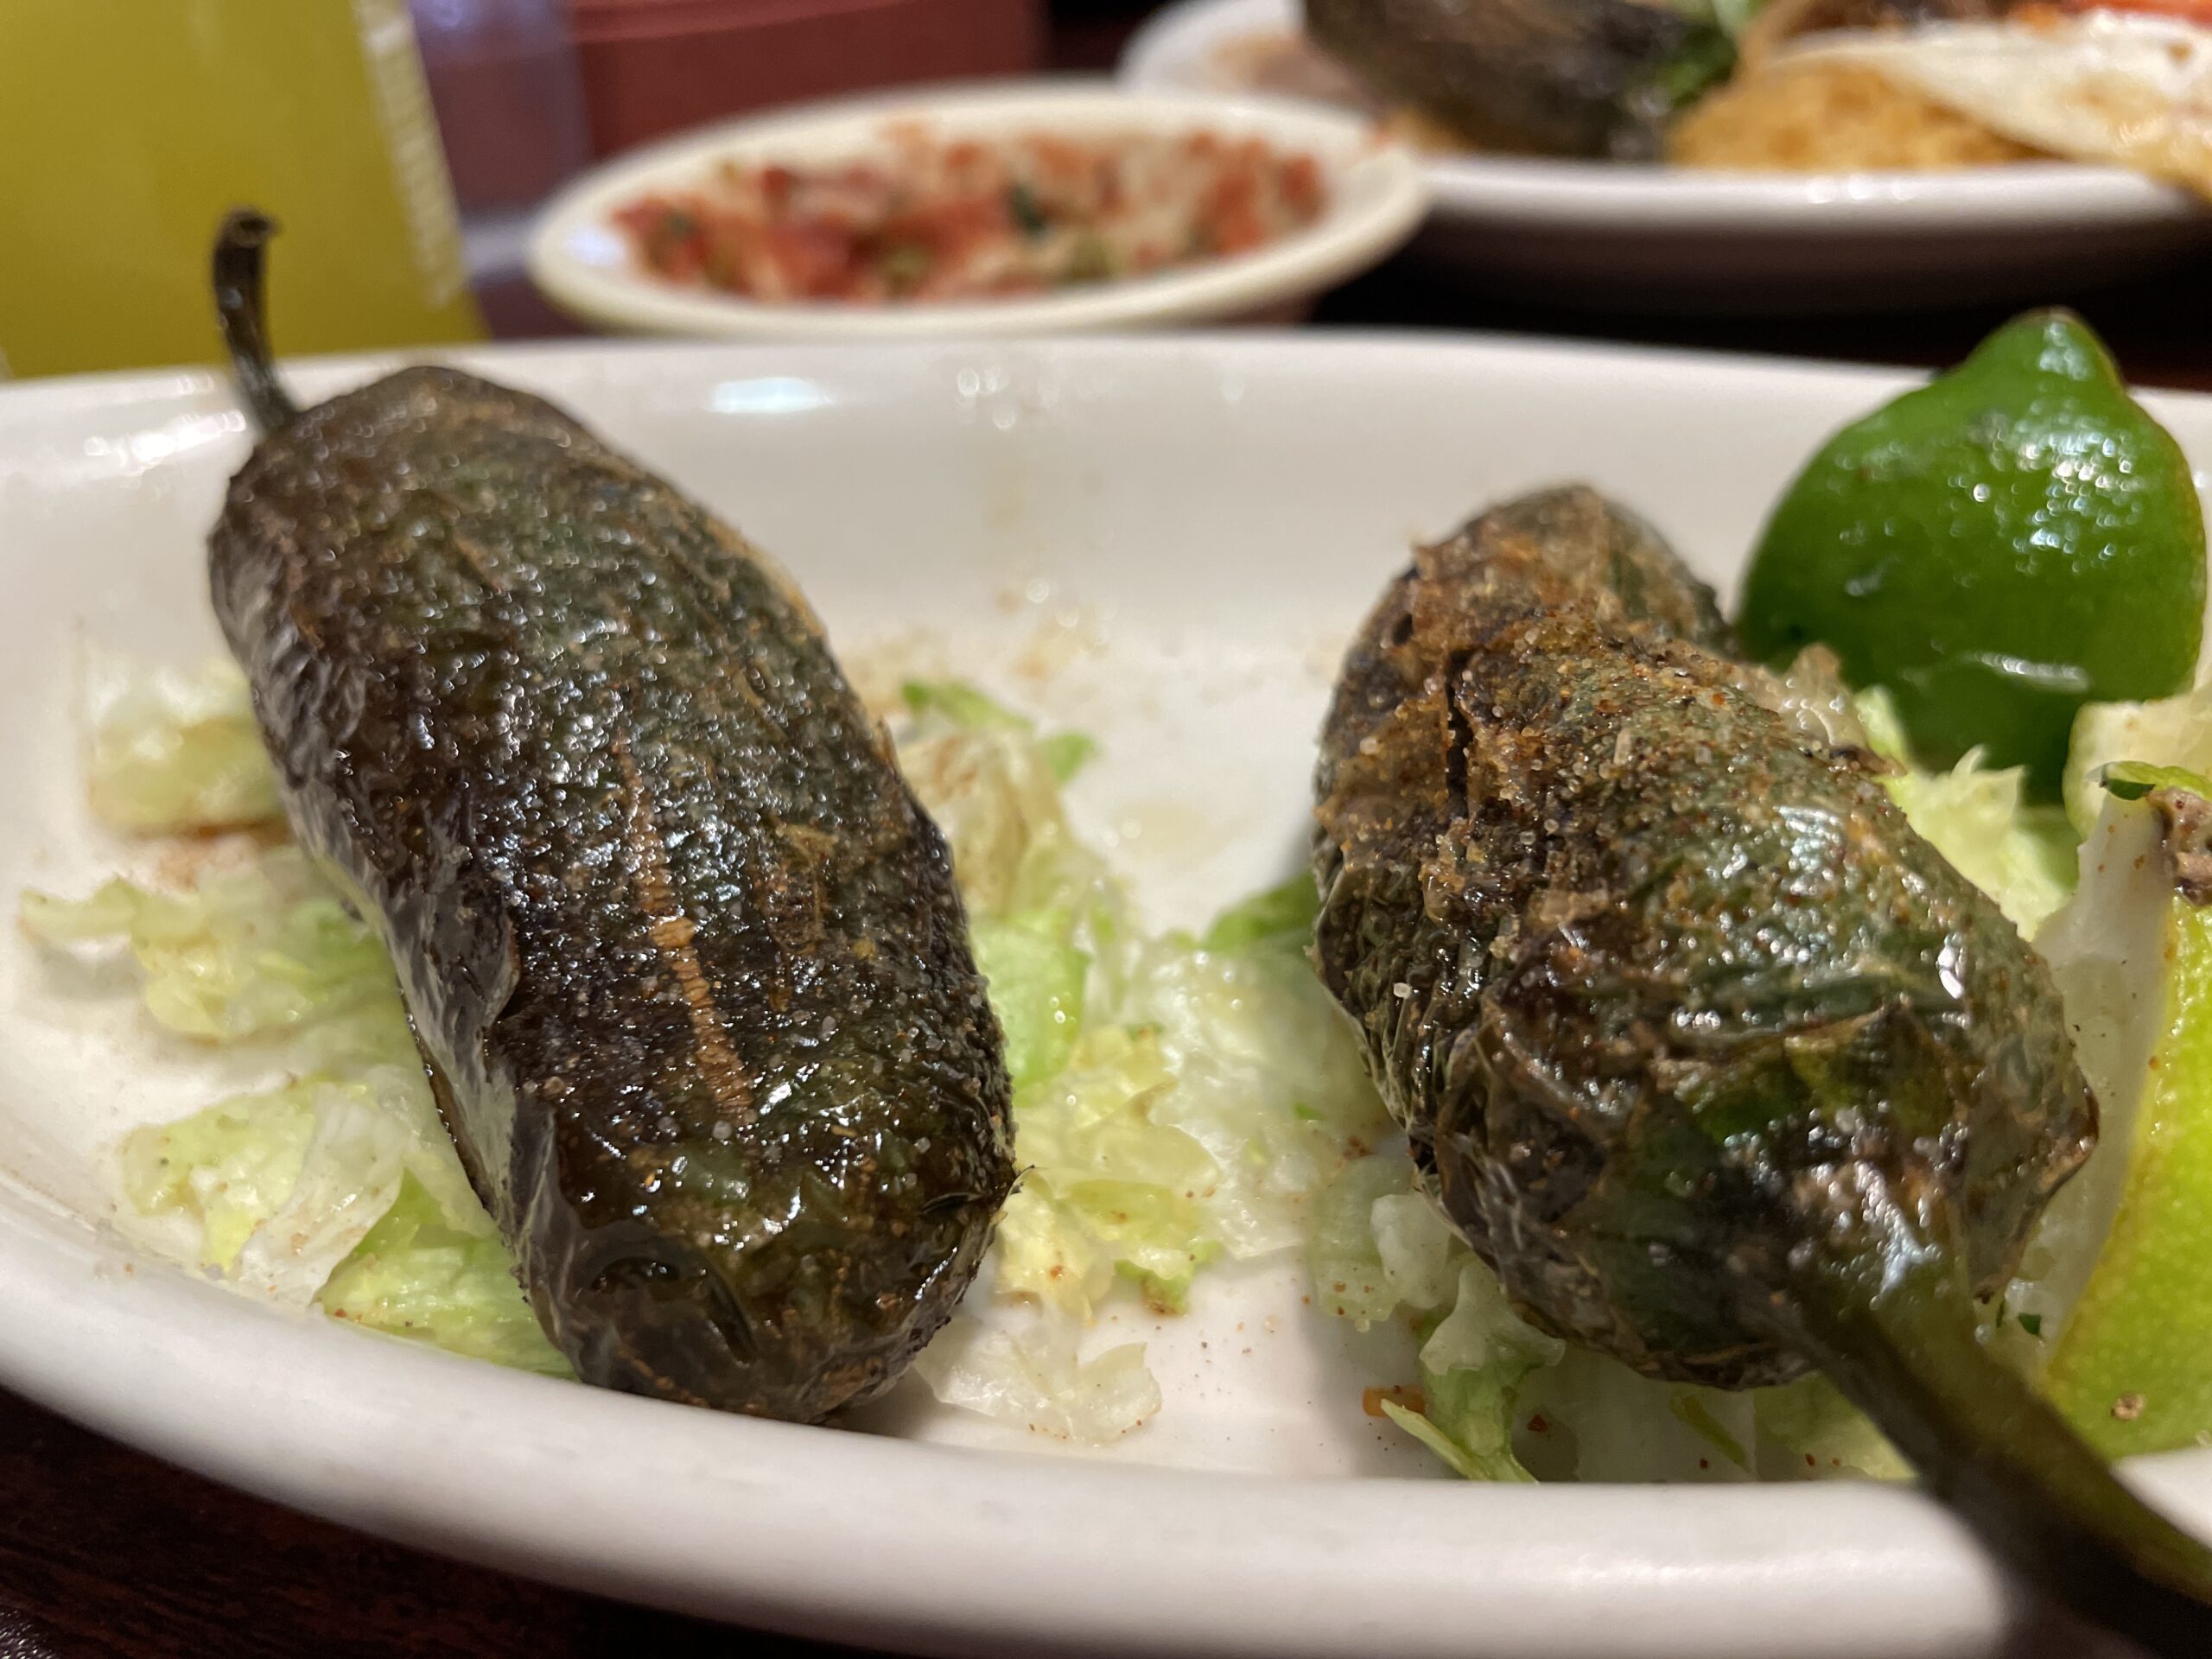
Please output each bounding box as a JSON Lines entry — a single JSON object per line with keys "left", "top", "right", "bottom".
{"left": 207, "top": 213, "right": 1013, "bottom": 1421}
{"left": 1313, "top": 486, "right": 2212, "bottom": 1652}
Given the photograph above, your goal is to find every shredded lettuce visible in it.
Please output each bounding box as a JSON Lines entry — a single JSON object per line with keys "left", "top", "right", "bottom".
{"left": 318, "top": 1173, "right": 568, "bottom": 1376}
{"left": 2103, "top": 760, "right": 2212, "bottom": 802}
{"left": 909, "top": 1312, "right": 1160, "bottom": 1442}
{"left": 2068, "top": 681, "right": 2212, "bottom": 836}
{"left": 993, "top": 1027, "right": 1216, "bottom": 1318}
{"left": 28, "top": 838, "right": 563, "bottom": 1369}
{"left": 80, "top": 653, "right": 282, "bottom": 834}
{"left": 969, "top": 910, "right": 1088, "bottom": 1090}
{"left": 891, "top": 683, "right": 1385, "bottom": 1437}
{"left": 24, "top": 852, "right": 398, "bottom": 1044}
{"left": 1308, "top": 1154, "right": 1435, "bottom": 1329}
{"left": 1753, "top": 1376, "right": 1909, "bottom": 1481}
{"left": 1306, "top": 1156, "right": 1554, "bottom": 1479}
{"left": 895, "top": 679, "right": 1119, "bottom": 935}
{"left": 119, "top": 1083, "right": 319, "bottom": 1274}
{"left": 1392, "top": 1262, "right": 1565, "bottom": 1483}
{"left": 1199, "top": 875, "right": 1318, "bottom": 953}
{"left": 900, "top": 679, "right": 1099, "bottom": 785}
{"left": 17, "top": 655, "right": 557, "bottom": 1373}
{"left": 1855, "top": 687, "right": 2076, "bottom": 937}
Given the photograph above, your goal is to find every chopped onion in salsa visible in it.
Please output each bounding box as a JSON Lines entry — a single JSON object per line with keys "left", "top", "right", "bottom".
{"left": 611, "top": 125, "right": 1330, "bottom": 305}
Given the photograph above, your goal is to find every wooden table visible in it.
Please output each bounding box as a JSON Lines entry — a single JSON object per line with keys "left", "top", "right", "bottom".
{"left": 1306, "top": 257, "right": 2212, "bottom": 393}
{"left": 0, "top": 1386, "right": 861, "bottom": 1658}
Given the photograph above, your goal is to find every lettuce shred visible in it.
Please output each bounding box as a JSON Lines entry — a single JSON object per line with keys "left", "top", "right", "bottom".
{"left": 1854, "top": 687, "right": 2076, "bottom": 938}
{"left": 26, "top": 655, "right": 563, "bottom": 1374}
{"left": 81, "top": 652, "right": 283, "bottom": 834}
{"left": 2066, "top": 681, "right": 2212, "bottom": 837}
{"left": 27, "top": 850, "right": 567, "bottom": 1371}
{"left": 892, "top": 682, "right": 1389, "bottom": 1439}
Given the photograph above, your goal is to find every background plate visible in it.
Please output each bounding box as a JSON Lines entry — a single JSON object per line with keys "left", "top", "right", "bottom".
{"left": 1119, "top": 0, "right": 2212, "bottom": 315}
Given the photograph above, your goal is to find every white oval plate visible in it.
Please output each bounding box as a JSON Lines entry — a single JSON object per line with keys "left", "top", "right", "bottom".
{"left": 524, "top": 80, "right": 1428, "bottom": 339}
{"left": 1121, "top": 0, "right": 2212, "bottom": 314}
{"left": 3, "top": 335, "right": 2210, "bottom": 1657}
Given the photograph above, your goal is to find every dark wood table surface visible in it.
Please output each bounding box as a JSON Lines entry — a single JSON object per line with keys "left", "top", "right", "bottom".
{"left": 10, "top": 8, "right": 2212, "bottom": 1656}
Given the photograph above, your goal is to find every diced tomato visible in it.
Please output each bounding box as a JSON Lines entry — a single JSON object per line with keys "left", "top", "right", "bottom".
{"left": 759, "top": 165, "right": 797, "bottom": 212}
{"left": 1203, "top": 168, "right": 1267, "bottom": 255}
{"left": 760, "top": 219, "right": 862, "bottom": 299}
{"left": 610, "top": 127, "right": 1330, "bottom": 302}
{"left": 1280, "top": 154, "right": 1324, "bottom": 219}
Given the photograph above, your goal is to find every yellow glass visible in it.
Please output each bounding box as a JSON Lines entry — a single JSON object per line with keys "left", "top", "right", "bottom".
{"left": 0, "top": 0, "right": 486, "bottom": 380}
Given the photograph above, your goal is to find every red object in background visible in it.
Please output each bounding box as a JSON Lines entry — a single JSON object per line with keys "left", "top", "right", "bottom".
{"left": 569, "top": 0, "right": 1046, "bottom": 156}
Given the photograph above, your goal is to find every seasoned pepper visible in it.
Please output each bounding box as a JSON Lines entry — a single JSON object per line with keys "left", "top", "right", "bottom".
{"left": 1314, "top": 486, "right": 2212, "bottom": 1653}
{"left": 207, "top": 212, "right": 1013, "bottom": 1421}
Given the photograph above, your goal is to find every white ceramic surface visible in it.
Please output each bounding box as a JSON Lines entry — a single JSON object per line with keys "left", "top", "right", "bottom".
{"left": 3, "top": 335, "right": 2211, "bottom": 1657}
{"left": 525, "top": 81, "right": 1428, "bottom": 339}
{"left": 1120, "top": 0, "right": 2212, "bottom": 314}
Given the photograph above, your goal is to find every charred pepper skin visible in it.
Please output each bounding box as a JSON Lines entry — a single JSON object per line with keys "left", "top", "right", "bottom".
{"left": 1313, "top": 485, "right": 2093, "bottom": 1384}
{"left": 1314, "top": 486, "right": 2212, "bottom": 1655}
{"left": 209, "top": 217, "right": 1012, "bottom": 1421}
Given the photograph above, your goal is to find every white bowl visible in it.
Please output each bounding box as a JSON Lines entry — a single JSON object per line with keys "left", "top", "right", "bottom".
{"left": 525, "top": 79, "right": 1430, "bottom": 339}
{"left": 3, "top": 334, "right": 2210, "bottom": 1658}
{"left": 1121, "top": 0, "right": 2212, "bottom": 315}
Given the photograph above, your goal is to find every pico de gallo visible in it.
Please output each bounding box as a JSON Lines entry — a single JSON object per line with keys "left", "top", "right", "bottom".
{"left": 611, "top": 124, "right": 1330, "bottom": 305}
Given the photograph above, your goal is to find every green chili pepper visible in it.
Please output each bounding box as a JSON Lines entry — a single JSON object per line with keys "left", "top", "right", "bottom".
{"left": 1316, "top": 486, "right": 2212, "bottom": 1656}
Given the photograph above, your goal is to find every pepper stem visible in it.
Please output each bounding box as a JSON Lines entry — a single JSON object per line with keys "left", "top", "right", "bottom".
{"left": 1789, "top": 1254, "right": 2212, "bottom": 1656}
{"left": 211, "top": 209, "right": 298, "bottom": 434}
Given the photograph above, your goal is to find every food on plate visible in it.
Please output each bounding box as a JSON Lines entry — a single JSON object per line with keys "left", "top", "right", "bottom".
{"left": 1739, "top": 310, "right": 2205, "bottom": 796}
{"left": 29, "top": 656, "right": 1388, "bottom": 1442}
{"left": 1666, "top": 57, "right": 2044, "bottom": 167}
{"left": 1770, "top": 10, "right": 2212, "bottom": 191}
{"left": 1310, "top": 483, "right": 2212, "bottom": 1647}
{"left": 20, "top": 260, "right": 2212, "bottom": 1620}
{"left": 610, "top": 125, "right": 1328, "bottom": 304}
{"left": 1241, "top": 0, "right": 2212, "bottom": 189}
{"left": 201, "top": 212, "right": 1014, "bottom": 1421}
{"left": 886, "top": 684, "right": 1388, "bottom": 1438}
{"left": 1304, "top": 0, "right": 1732, "bottom": 159}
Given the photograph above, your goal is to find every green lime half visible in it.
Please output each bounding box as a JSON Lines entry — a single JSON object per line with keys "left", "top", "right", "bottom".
{"left": 1739, "top": 310, "right": 2204, "bottom": 796}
